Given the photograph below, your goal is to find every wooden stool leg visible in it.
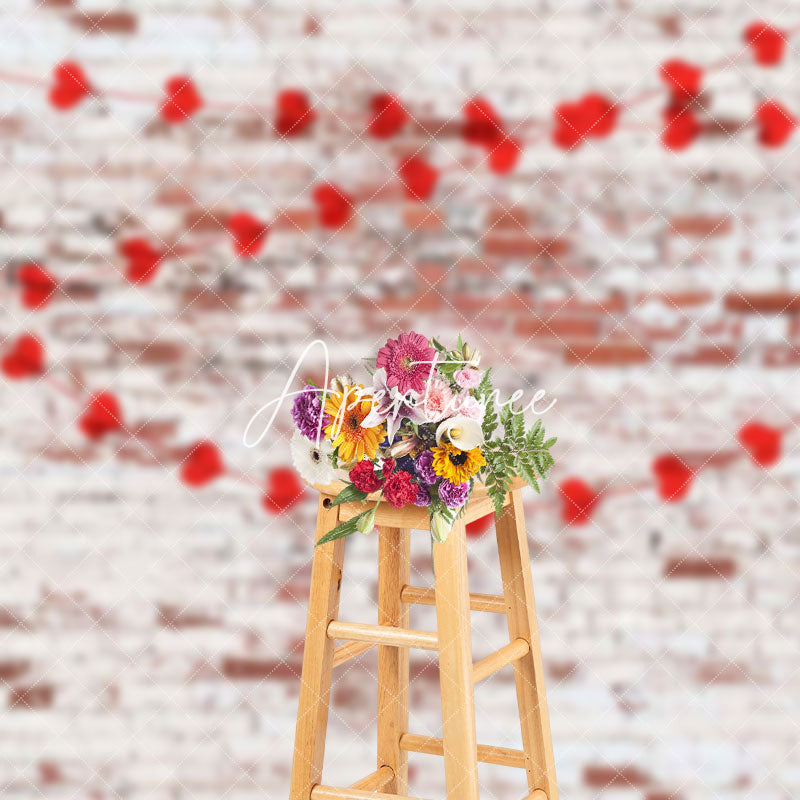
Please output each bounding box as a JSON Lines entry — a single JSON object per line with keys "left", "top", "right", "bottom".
{"left": 495, "top": 490, "right": 559, "bottom": 800}
{"left": 377, "top": 526, "right": 411, "bottom": 794}
{"left": 433, "top": 519, "right": 480, "bottom": 800}
{"left": 289, "top": 497, "right": 346, "bottom": 800}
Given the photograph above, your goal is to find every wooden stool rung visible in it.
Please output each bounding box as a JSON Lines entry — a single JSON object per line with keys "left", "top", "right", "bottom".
{"left": 400, "top": 585, "right": 507, "bottom": 614}
{"left": 311, "top": 786, "right": 430, "bottom": 800}
{"left": 399, "top": 733, "right": 526, "bottom": 769}
{"left": 327, "top": 620, "right": 438, "bottom": 651}
{"left": 349, "top": 765, "right": 394, "bottom": 791}
{"left": 472, "top": 638, "right": 530, "bottom": 684}
{"left": 332, "top": 640, "right": 375, "bottom": 668}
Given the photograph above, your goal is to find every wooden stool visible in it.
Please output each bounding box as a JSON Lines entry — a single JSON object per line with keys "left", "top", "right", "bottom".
{"left": 289, "top": 477, "right": 558, "bottom": 800}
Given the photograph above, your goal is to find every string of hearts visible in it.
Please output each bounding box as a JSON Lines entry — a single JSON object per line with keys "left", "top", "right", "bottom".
{"left": 0, "top": 330, "right": 788, "bottom": 531}
{"left": 1, "top": 18, "right": 797, "bottom": 526}
{"left": 0, "top": 333, "right": 305, "bottom": 514}
{"left": 0, "top": 18, "right": 797, "bottom": 170}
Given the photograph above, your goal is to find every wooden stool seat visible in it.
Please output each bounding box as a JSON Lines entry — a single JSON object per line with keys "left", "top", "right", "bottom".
{"left": 289, "top": 478, "right": 559, "bottom": 800}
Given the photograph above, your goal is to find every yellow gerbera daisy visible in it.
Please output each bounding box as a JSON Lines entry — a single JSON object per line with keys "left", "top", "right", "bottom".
{"left": 324, "top": 384, "right": 385, "bottom": 463}
{"left": 431, "top": 442, "right": 486, "bottom": 484}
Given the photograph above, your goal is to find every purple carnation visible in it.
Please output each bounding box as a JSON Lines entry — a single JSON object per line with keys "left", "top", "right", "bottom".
{"left": 413, "top": 484, "right": 432, "bottom": 507}
{"left": 291, "top": 385, "right": 328, "bottom": 441}
{"left": 438, "top": 479, "right": 470, "bottom": 508}
{"left": 414, "top": 450, "right": 437, "bottom": 485}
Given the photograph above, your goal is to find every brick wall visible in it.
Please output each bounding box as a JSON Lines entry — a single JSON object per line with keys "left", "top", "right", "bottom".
{"left": 1, "top": 1, "right": 800, "bottom": 798}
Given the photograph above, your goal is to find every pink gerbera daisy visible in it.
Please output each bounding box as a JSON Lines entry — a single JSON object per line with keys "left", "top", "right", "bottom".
{"left": 376, "top": 332, "right": 436, "bottom": 395}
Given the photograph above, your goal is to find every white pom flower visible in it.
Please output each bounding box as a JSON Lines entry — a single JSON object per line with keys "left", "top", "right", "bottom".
{"left": 435, "top": 416, "right": 484, "bottom": 450}
{"left": 290, "top": 428, "right": 336, "bottom": 485}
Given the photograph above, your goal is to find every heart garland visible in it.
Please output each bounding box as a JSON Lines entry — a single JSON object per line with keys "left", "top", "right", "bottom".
{"left": 12, "top": 18, "right": 790, "bottom": 161}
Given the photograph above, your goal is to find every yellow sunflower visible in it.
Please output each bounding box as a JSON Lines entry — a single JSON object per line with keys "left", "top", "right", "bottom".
{"left": 324, "top": 384, "right": 384, "bottom": 463}
{"left": 431, "top": 442, "right": 486, "bottom": 484}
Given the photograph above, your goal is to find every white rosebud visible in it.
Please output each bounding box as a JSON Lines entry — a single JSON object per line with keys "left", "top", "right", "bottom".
{"left": 430, "top": 512, "right": 453, "bottom": 544}
{"left": 435, "top": 416, "right": 484, "bottom": 450}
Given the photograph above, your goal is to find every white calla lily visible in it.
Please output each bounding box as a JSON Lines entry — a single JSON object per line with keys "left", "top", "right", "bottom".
{"left": 435, "top": 415, "right": 484, "bottom": 450}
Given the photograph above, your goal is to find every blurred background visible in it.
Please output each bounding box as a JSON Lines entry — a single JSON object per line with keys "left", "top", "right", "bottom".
{"left": 2, "top": 1, "right": 800, "bottom": 798}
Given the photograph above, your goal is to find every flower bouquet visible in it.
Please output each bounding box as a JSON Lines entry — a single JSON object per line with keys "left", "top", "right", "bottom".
{"left": 289, "top": 332, "right": 556, "bottom": 545}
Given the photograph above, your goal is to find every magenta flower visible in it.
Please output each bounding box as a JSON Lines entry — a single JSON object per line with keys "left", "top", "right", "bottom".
{"left": 376, "top": 332, "right": 436, "bottom": 395}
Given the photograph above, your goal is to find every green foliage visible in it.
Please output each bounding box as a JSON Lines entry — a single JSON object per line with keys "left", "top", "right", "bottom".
{"left": 316, "top": 507, "right": 373, "bottom": 545}
{"left": 330, "top": 484, "right": 369, "bottom": 506}
{"left": 478, "top": 378, "right": 557, "bottom": 516}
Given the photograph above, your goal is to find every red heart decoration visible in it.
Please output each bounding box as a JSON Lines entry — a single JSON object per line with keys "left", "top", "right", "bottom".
{"left": 738, "top": 422, "right": 782, "bottom": 467}
{"left": 398, "top": 155, "right": 439, "bottom": 201}
{"left": 1, "top": 334, "right": 45, "bottom": 380}
{"left": 119, "top": 238, "right": 164, "bottom": 284}
{"left": 312, "top": 183, "right": 355, "bottom": 229}
{"left": 652, "top": 454, "right": 694, "bottom": 502}
{"left": 180, "top": 440, "right": 225, "bottom": 487}
{"left": 580, "top": 93, "right": 619, "bottom": 138}
{"left": 466, "top": 513, "right": 493, "bottom": 538}
{"left": 552, "top": 94, "right": 618, "bottom": 150}
{"left": 661, "top": 105, "right": 701, "bottom": 150}
{"left": 756, "top": 100, "right": 797, "bottom": 147}
{"left": 488, "top": 135, "right": 522, "bottom": 174}
{"left": 559, "top": 478, "right": 599, "bottom": 525}
{"left": 275, "top": 89, "right": 316, "bottom": 136}
{"left": 367, "top": 93, "right": 409, "bottom": 139}
{"left": 262, "top": 466, "right": 305, "bottom": 513}
{"left": 660, "top": 59, "right": 704, "bottom": 103}
{"left": 744, "top": 22, "right": 787, "bottom": 66}
{"left": 463, "top": 97, "right": 505, "bottom": 149}
{"left": 552, "top": 101, "right": 586, "bottom": 150}
{"left": 18, "top": 263, "right": 57, "bottom": 310}
{"left": 160, "top": 76, "right": 203, "bottom": 125}
{"left": 48, "top": 62, "right": 92, "bottom": 110}
{"left": 228, "top": 212, "right": 269, "bottom": 257}
{"left": 78, "top": 392, "right": 124, "bottom": 440}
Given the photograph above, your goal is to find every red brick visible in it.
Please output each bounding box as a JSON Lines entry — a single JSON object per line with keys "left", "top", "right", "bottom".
{"left": 62, "top": 280, "right": 100, "bottom": 302}
{"left": 403, "top": 206, "right": 444, "bottom": 230}
{"left": 9, "top": 685, "right": 54, "bottom": 710}
{"left": 486, "top": 206, "right": 529, "bottom": 232}
{"left": 763, "top": 344, "right": 800, "bottom": 367}
{"left": 181, "top": 287, "right": 242, "bottom": 312}
{"left": 663, "top": 556, "right": 737, "bottom": 579}
{"left": 275, "top": 208, "right": 317, "bottom": 231}
{"left": 696, "top": 660, "right": 752, "bottom": 684}
{"left": 184, "top": 208, "right": 229, "bottom": 233}
{"left": 651, "top": 290, "right": 714, "bottom": 308}
{"left": 515, "top": 315, "right": 601, "bottom": 339}
{"left": 221, "top": 656, "right": 300, "bottom": 680}
{"left": 724, "top": 292, "right": 800, "bottom": 314}
{"left": 0, "top": 609, "right": 20, "bottom": 628}
{"left": 483, "top": 233, "right": 570, "bottom": 259}
{"left": 672, "top": 345, "right": 737, "bottom": 366}
{"left": 117, "top": 340, "right": 189, "bottom": 365}
{"left": 38, "top": 762, "right": 63, "bottom": 785}
{"left": 69, "top": 11, "right": 138, "bottom": 34}
{"left": 0, "top": 660, "right": 29, "bottom": 681}
{"left": 669, "top": 215, "right": 732, "bottom": 238}
{"left": 565, "top": 341, "right": 651, "bottom": 366}
{"left": 548, "top": 661, "right": 579, "bottom": 681}
{"left": 158, "top": 605, "right": 220, "bottom": 629}
{"left": 583, "top": 765, "right": 651, "bottom": 789}
{"left": 549, "top": 294, "right": 628, "bottom": 314}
